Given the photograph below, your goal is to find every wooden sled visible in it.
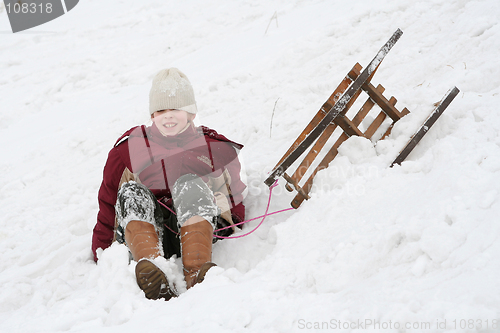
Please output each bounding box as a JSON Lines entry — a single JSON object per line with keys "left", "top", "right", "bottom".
{"left": 264, "top": 29, "right": 459, "bottom": 208}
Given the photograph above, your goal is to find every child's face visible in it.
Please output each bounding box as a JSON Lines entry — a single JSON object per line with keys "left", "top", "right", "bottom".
{"left": 151, "top": 109, "right": 195, "bottom": 136}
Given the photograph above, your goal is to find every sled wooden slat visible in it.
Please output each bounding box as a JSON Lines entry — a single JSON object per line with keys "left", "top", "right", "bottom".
{"left": 285, "top": 122, "right": 337, "bottom": 192}
{"left": 363, "top": 96, "right": 398, "bottom": 139}
{"left": 283, "top": 173, "right": 310, "bottom": 200}
{"left": 333, "top": 114, "right": 365, "bottom": 137}
{"left": 363, "top": 82, "right": 404, "bottom": 121}
{"left": 352, "top": 85, "right": 383, "bottom": 124}
{"left": 364, "top": 111, "right": 387, "bottom": 139}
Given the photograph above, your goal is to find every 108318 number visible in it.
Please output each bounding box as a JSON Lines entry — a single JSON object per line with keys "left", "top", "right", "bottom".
{"left": 452, "top": 319, "right": 499, "bottom": 330}
{"left": 5, "top": 2, "right": 53, "bottom": 14}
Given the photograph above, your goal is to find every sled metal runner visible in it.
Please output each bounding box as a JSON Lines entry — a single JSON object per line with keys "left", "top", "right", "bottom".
{"left": 390, "top": 87, "right": 460, "bottom": 167}
{"left": 264, "top": 29, "right": 459, "bottom": 209}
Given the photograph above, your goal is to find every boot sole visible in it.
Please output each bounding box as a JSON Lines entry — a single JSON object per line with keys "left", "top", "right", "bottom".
{"left": 135, "top": 260, "right": 176, "bottom": 300}
{"left": 196, "top": 262, "right": 217, "bottom": 284}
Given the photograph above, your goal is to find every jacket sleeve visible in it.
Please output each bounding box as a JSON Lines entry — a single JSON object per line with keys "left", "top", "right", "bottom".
{"left": 224, "top": 150, "right": 246, "bottom": 224}
{"left": 92, "top": 146, "right": 127, "bottom": 262}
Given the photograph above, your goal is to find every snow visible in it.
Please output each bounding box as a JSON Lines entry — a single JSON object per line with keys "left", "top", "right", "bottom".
{"left": 1, "top": 0, "right": 499, "bottom": 332}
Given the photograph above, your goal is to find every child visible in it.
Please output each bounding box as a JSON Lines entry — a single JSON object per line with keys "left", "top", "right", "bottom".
{"left": 92, "top": 68, "right": 246, "bottom": 300}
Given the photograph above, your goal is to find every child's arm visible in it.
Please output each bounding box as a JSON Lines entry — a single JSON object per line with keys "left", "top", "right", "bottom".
{"left": 92, "top": 148, "right": 127, "bottom": 262}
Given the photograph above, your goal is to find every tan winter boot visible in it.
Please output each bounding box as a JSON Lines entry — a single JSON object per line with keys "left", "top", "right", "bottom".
{"left": 180, "top": 217, "right": 216, "bottom": 289}
{"left": 125, "top": 220, "right": 177, "bottom": 300}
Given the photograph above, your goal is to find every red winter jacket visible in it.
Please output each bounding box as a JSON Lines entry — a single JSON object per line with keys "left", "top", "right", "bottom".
{"left": 92, "top": 123, "right": 246, "bottom": 261}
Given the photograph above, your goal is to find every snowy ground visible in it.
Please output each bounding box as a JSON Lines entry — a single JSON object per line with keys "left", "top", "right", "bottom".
{"left": 1, "top": 0, "right": 500, "bottom": 332}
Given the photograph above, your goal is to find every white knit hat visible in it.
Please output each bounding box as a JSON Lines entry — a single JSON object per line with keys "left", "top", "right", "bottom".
{"left": 149, "top": 68, "right": 197, "bottom": 115}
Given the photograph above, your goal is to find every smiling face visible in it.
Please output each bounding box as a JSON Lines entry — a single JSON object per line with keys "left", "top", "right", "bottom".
{"left": 151, "top": 109, "right": 195, "bottom": 136}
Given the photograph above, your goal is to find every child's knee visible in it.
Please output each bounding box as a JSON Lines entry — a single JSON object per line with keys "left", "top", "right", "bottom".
{"left": 172, "top": 174, "right": 219, "bottom": 228}
{"left": 115, "top": 181, "right": 159, "bottom": 230}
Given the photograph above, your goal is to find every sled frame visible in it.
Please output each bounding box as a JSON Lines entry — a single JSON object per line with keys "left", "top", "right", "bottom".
{"left": 264, "top": 29, "right": 459, "bottom": 208}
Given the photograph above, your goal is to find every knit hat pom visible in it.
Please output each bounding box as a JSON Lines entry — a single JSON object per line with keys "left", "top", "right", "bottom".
{"left": 149, "top": 68, "right": 197, "bottom": 115}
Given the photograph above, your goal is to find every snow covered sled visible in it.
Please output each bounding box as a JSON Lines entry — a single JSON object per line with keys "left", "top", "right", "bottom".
{"left": 265, "top": 29, "right": 459, "bottom": 208}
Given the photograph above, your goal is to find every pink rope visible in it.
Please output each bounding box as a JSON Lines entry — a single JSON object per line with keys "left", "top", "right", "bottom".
{"left": 157, "top": 180, "right": 294, "bottom": 239}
